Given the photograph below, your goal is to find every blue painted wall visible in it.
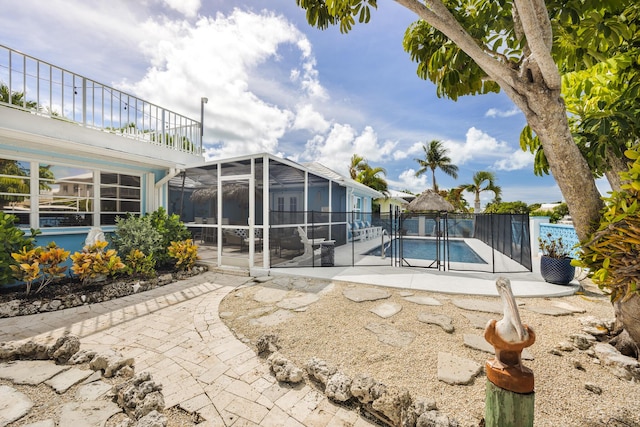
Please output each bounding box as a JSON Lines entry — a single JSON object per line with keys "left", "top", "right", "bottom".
{"left": 539, "top": 223, "right": 580, "bottom": 258}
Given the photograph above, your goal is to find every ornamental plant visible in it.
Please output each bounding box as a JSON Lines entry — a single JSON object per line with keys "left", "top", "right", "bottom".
{"left": 111, "top": 214, "right": 163, "bottom": 261}
{"left": 0, "top": 212, "right": 39, "bottom": 285}
{"left": 574, "top": 148, "right": 640, "bottom": 302}
{"left": 167, "top": 239, "right": 198, "bottom": 271}
{"left": 538, "top": 233, "right": 572, "bottom": 259}
{"left": 71, "top": 240, "right": 125, "bottom": 284}
{"left": 10, "top": 242, "right": 70, "bottom": 295}
{"left": 149, "top": 207, "right": 190, "bottom": 268}
{"left": 125, "top": 249, "right": 156, "bottom": 278}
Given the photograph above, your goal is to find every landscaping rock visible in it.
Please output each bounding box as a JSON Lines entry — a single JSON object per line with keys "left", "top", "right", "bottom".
{"left": 370, "top": 302, "right": 403, "bottom": 319}
{"left": 277, "top": 293, "right": 319, "bottom": 310}
{"left": 451, "top": 298, "right": 503, "bottom": 314}
{"left": 113, "top": 372, "right": 164, "bottom": 419}
{"left": 325, "top": 371, "right": 352, "bottom": 402}
{"left": 570, "top": 333, "right": 597, "bottom": 350}
{"left": 365, "top": 322, "right": 416, "bottom": 348}
{"left": 47, "top": 335, "right": 80, "bottom": 364}
{"left": 0, "top": 385, "right": 33, "bottom": 425}
{"left": 255, "top": 334, "right": 280, "bottom": 354}
{"left": 403, "top": 296, "right": 442, "bottom": 306}
{"left": 350, "top": 374, "right": 385, "bottom": 404}
{"left": 267, "top": 352, "right": 304, "bottom": 383}
{"left": 594, "top": 343, "right": 640, "bottom": 381}
{"left": 370, "top": 385, "right": 413, "bottom": 427}
{"left": 417, "top": 410, "right": 460, "bottom": 427}
{"left": 437, "top": 352, "right": 483, "bottom": 385}
{"left": 417, "top": 312, "right": 454, "bottom": 333}
{"left": 90, "top": 349, "right": 135, "bottom": 378}
{"left": 343, "top": 287, "right": 391, "bottom": 302}
{"left": 306, "top": 357, "right": 337, "bottom": 386}
{"left": 137, "top": 410, "right": 168, "bottom": 427}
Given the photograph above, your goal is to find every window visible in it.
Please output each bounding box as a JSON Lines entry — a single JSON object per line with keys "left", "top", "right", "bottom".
{"left": 39, "top": 165, "right": 93, "bottom": 227}
{"left": 0, "top": 156, "right": 142, "bottom": 228}
{"left": 0, "top": 159, "right": 31, "bottom": 227}
{"left": 289, "top": 197, "right": 297, "bottom": 212}
{"left": 277, "top": 197, "right": 285, "bottom": 211}
{"left": 100, "top": 172, "right": 141, "bottom": 225}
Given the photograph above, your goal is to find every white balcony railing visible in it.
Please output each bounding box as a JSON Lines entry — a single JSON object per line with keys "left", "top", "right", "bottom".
{"left": 0, "top": 44, "right": 202, "bottom": 156}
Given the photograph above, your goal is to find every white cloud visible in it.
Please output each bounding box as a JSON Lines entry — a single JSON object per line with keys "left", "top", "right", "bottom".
{"left": 388, "top": 169, "right": 428, "bottom": 194}
{"left": 302, "top": 124, "right": 397, "bottom": 176}
{"left": 113, "top": 9, "right": 324, "bottom": 158}
{"left": 493, "top": 149, "right": 534, "bottom": 171}
{"left": 393, "top": 141, "right": 423, "bottom": 161}
{"left": 485, "top": 107, "right": 520, "bottom": 118}
{"left": 445, "top": 127, "right": 509, "bottom": 165}
{"left": 292, "top": 104, "right": 331, "bottom": 133}
{"left": 162, "top": 0, "right": 201, "bottom": 18}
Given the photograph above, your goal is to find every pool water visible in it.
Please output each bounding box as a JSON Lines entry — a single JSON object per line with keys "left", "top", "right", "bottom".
{"left": 368, "top": 238, "right": 487, "bottom": 264}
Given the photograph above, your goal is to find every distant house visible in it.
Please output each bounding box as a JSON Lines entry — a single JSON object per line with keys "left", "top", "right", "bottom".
{"left": 376, "top": 190, "right": 417, "bottom": 213}
{"left": 0, "top": 45, "right": 381, "bottom": 270}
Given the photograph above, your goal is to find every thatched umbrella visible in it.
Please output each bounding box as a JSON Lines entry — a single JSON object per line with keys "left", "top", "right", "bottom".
{"left": 406, "top": 189, "right": 454, "bottom": 212}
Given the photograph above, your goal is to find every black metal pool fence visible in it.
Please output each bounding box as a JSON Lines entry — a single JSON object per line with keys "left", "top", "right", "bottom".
{"left": 268, "top": 210, "right": 532, "bottom": 273}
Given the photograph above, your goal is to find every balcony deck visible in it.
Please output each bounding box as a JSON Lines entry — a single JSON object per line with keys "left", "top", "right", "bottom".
{"left": 0, "top": 44, "right": 203, "bottom": 168}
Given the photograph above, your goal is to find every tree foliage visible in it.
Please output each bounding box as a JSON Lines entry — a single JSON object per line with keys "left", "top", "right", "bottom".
{"left": 459, "top": 171, "right": 501, "bottom": 212}
{"left": 348, "top": 154, "right": 389, "bottom": 195}
{"left": 414, "top": 140, "right": 458, "bottom": 192}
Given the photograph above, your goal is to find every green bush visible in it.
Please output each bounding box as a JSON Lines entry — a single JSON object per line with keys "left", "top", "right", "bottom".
{"left": 125, "top": 249, "right": 156, "bottom": 278}
{"left": 148, "top": 207, "right": 190, "bottom": 267}
{"left": 111, "top": 214, "right": 163, "bottom": 261}
{"left": 0, "top": 213, "right": 39, "bottom": 285}
{"left": 575, "top": 149, "right": 640, "bottom": 302}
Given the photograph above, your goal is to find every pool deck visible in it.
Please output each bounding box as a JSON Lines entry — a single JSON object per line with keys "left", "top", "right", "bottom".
{"left": 265, "top": 255, "right": 581, "bottom": 298}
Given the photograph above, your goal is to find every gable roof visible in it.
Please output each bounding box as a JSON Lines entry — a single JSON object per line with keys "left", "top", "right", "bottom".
{"left": 303, "top": 162, "right": 384, "bottom": 199}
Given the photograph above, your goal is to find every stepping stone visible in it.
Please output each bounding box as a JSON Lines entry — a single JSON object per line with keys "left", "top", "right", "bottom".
{"left": 251, "top": 309, "right": 295, "bottom": 327}
{"left": 59, "top": 401, "right": 121, "bottom": 426}
{"left": 437, "top": 352, "right": 483, "bottom": 385}
{"left": 398, "top": 291, "right": 414, "bottom": 297}
{"left": 76, "top": 381, "right": 112, "bottom": 401}
{"left": 365, "top": 323, "right": 416, "bottom": 348}
{"left": 451, "top": 298, "right": 503, "bottom": 314}
{"left": 238, "top": 306, "right": 273, "bottom": 320}
{"left": 343, "top": 287, "right": 390, "bottom": 302}
{"left": 45, "top": 368, "right": 93, "bottom": 393}
{"left": 0, "top": 361, "right": 70, "bottom": 385}
{"left": 552, "top": 302, "right": 586, "bottom": 313}
{"left": 403, "top": 296, "right": 442, "bottom": 306}
{"left": 370, "top": 302, "right": 403, "bottom": 319}
{"left": 23, "top": 420, "right": 55, "bottom": 427}
{"left": 463, "top": 334, "right": 534, "bottom": 360}
{"left": 417, "top": 312, "right": 454, "bottom": 333}
{"left": 462, "top": 312, "right": 495, "bottom": 329}
{"left": 254, "top": 287, "right": 289, "bottom": 304}
{"left": 525, "top": 306, "right": 573, "bottom": 316}
{"left": 277, "top": 294, "right": 319, "bottom": 310}
{"left": 0, "top": 385, "right": 33, "bottom": 426}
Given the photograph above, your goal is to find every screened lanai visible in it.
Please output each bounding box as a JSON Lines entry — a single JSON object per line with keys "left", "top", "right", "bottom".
{"left": 168, "top": 153, "right": 360, "bottom": 270}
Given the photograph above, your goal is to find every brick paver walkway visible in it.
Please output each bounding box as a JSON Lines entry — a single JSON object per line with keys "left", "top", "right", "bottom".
{"left": 0, "top": 272, "right": 373, "bottom": 426}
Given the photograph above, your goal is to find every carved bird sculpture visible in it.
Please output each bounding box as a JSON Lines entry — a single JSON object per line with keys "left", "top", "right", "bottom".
{"left": 484, "top": 276, "right": 536, "bottom": 393}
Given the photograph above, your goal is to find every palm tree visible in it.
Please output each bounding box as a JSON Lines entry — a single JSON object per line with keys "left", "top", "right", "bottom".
{"left": 414, "top": 140, "right": 459, "bottom": 191}
{"left": 442, "top": 188, "right": 469, "bottom": 213}
{"left": 349, "top": 154, "right": 366, "bottom": 180}
{"left": 459, "top": 171, "right": 501, "bottom": 212}
{"left": 0, "top": 83, "right": 37, "bottom": 109}
{"left": 357, "top": 164, "right": 389, "bottom": 195}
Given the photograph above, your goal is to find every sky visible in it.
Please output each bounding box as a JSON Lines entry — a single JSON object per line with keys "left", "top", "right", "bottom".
{"left": 0, "top": 0, "right": 610, "bottom": 208}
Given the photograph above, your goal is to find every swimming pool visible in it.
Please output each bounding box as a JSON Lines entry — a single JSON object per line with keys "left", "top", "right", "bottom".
{"left": 367, "top": 238, "right": 487, "bottom": 264}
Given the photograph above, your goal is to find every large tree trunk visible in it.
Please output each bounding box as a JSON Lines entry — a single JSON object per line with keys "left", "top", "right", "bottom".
{"left": 615, "top": 295, "right": 640, "bottom": 355}
{"left": 517, "top": 91, "right": 603, "bottom": 242}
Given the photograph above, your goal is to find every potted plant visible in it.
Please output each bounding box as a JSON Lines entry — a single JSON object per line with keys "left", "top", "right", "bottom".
{"left": 538, "top": 233, "right": 575, "bottom": 285}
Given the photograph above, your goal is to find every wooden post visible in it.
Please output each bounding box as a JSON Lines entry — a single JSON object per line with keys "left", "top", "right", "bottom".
{"left": 484, "top": 278, "right": 536, "bottom": 427}
{"left": 485, "top": 380, "right": 534, "bottom": 427}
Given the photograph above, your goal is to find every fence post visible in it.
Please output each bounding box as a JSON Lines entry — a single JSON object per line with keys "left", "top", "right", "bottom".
{"left": 484, "top": 277, "right": 535, "bottom": 427}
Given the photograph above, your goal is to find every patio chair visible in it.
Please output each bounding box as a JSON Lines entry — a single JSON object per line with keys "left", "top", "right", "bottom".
{"left": 297, "top": 226, "right": 325, "bottom": 256}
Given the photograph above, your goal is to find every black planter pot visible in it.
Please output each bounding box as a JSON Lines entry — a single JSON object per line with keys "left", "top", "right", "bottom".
{"left": 540, "top": 256, "right": 576, "bottom": 285}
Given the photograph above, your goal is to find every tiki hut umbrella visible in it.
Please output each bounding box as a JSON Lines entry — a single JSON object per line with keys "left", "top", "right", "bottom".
{"left": 406, "top": 189, "right": 454, "bottom": 212}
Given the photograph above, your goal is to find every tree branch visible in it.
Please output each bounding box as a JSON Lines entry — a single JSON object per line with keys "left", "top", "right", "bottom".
{"left": 513, "top": 0, "right": 561, "bottom": 89}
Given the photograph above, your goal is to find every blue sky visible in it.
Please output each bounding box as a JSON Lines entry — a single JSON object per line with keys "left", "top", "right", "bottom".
{"left": 0, "top": 0, "right": 608, "bottom": 208}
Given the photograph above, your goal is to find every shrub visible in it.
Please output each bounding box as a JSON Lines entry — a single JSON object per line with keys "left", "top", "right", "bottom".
{"left": 167, "top": 239, "right": 198, "bottom": 271}
{"left": 71, "top": 241, "right": 125, "bottom": 284}
{"left": 148, "top": 207, "right": 190, "bottom": 268}
{"left": 125, "top": 249, "right": 156, "bottom": 278}
{"left": 575, "top": 148, "right": 640, "bottom": 302}
{"left": 10, "top": 242, "right": 70, "bottom": 295}
{"left": 0, "top": 213, "right": 39, "bottom": 285}
{"left": 111, "top": 214, "right": 163, "bottom": 261}
{"left": 538, "top": 233, "right": 572, "bottom": 259}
